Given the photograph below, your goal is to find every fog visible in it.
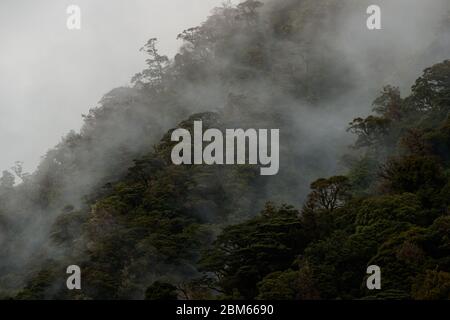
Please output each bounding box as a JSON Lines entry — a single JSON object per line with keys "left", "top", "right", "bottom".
{"left": 0, "top": 0, "right": 449, "bottom": 298}
{"left": 0, "top": 0, "right": 227, "bottom": 173}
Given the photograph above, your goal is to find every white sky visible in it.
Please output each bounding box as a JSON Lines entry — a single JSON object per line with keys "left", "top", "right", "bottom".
{"left": 0, "top": 0, "right": 228, "bottom": 173}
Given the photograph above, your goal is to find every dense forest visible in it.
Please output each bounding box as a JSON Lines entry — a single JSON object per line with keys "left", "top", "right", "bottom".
{"left": 0, "top": 0, "right": 449, "bottom": 299}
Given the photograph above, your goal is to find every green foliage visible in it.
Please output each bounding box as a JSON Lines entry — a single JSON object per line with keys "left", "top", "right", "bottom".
{"left": 412, "top": 270, "right": 450, "bottom": 299}
{"left": 345, "top": 156, "right": 379, "bottom": 196}
{"left": 16, "top": 266, "right": 65, "bottom": 300}
{"left": 355, "top": 193, "right": 423, "bottom": 226}
{"left": 304, "top": 176, "right": 351, "bottom": 212}
{"left": 199, "top": 204, "right": 307, "bottom": 299}
{"left": 145, "top": 281, "right": 178, "bottom": 300}
{"left": 380, "top": 156, "right": 446, "bottom": 194}
{"left": 1, "top": 0, "right": 449, "bottom": 301}
{"left": 199, "top": 60, "right": 450, "bottom": 300}
{"left": 256, "top": 264, "right": 320, "bottom": 300}
{"left": 410, "top": 60, "right": 450, "bottom": 114}
{"left": 347, "top": 116, "right": 391, "bottom": 149}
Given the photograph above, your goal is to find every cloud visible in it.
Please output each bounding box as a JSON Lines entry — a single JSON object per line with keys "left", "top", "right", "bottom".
{"left": 0, "top": 0, "right": 226, "bottom": 173}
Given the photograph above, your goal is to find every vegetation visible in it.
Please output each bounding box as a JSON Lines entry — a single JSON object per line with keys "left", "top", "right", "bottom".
{"left": 0, "top": 0, "right": 448, "bottom": 300}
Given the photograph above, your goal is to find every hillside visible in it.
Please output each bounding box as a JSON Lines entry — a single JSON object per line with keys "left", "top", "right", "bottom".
{"left": 0, "top": 0, "right": 449, "bottom": 299}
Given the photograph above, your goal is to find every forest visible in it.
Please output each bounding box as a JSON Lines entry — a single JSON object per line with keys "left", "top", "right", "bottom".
{"left": 0, "top": 0, "right": 449, "bottom": 300}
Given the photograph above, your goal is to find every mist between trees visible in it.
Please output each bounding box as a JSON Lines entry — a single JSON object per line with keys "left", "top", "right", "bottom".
{"left": 0, "top": 0, "right": 449, "bottom": 299}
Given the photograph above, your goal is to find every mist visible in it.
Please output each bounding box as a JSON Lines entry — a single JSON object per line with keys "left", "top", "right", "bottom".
{"left": 0, "top": 0, "right": 227, "bottom": 173}
{"left": 0, "top": 0, "right": 449, "bottom": 299}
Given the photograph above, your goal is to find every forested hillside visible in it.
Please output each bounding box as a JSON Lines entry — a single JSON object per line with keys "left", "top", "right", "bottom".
{"left": 0, "top": 0, "right": 449, "bottom": 299}
{"left": 200, "top": 61, "right": 450, "bottom": 299}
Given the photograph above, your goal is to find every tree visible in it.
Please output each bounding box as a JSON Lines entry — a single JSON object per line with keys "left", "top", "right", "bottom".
{"left": 410, "top": 60, "right": 450, "bottom": 113}
{"left": 199, "top": 204, "right": 306, "bottom": 299}
{"left": 145, "top": 281, "right": 178, "bottom": 300}
{"left": 11, "top": 161, "right": 30, "bottom": 183}
{"left": 237, "top": 0, "right": 263, "bottom": 24}
{"left": 132, "top": 38, "right": 169, "bottom": 89}
{"left": 412, "top": 270, "right": 450, "bottom": 299}
{"left": 355, "top": 193, "right": 423, "bottom": 226}
{"left": 372, "top": 85, "right": 403, "bottom": 121}
{"left": 423, "top": 117, "right": 450, "bottom": 162}
{"left": 257, "top": 263, "right": 320, "bottom": 300}
{"left": 347, "top": 116, "right": 391, "bottom": 149}
{"left": 400, "top": 129, "right": 431, "bottom": 156}
{"left": 0, "top": 171, "right": 15, "bottom": 189}
{"left": 380, "top": 155, "right": 446, "bottom": 195}
{"left": 303, "top": 176, "right": 351, "bottom": 212}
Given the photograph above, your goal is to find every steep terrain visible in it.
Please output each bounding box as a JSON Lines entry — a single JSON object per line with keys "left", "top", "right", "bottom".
{"left": 0, "top": 0, "right": 449, "bottom": 299}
